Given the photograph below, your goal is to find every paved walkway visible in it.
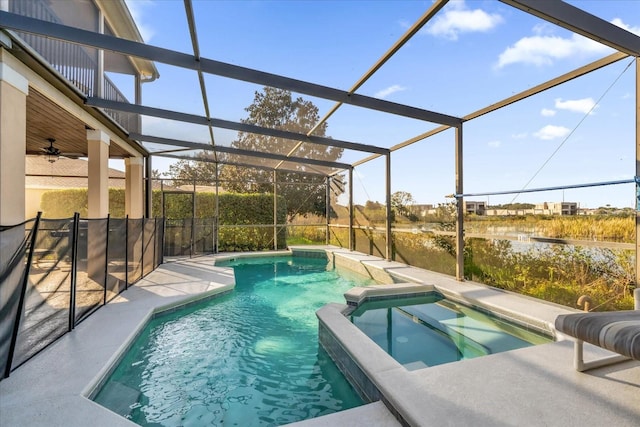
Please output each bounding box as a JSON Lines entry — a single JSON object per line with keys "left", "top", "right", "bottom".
{"left": 0, "top": 252, "right": 637, "bottom": 427}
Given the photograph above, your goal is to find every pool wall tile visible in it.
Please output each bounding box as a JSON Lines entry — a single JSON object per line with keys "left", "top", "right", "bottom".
{"left": 291, "top": 249, "right": 329, "bottom": 259}
{"left": 317, "top": 303, "right": 410, "bottom": 426}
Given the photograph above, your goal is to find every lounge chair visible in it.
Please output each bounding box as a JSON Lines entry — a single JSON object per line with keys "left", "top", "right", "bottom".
{"left": 554, "top": 289, "right": 640, "bottom": 371}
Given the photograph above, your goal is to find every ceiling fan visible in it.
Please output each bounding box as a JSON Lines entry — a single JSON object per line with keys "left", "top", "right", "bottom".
{"left": 40, "top": 138, "right": 84, "bottom": 162}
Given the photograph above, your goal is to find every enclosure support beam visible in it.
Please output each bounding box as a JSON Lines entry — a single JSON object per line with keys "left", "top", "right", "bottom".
{"left": 128, "top": 132, "right": 353, "bottom": 170}
{"left": 326, "top": 177, "right": 331, "bottom": 245}
{"left": 273, "top": 171, "right": 278, "bottom": 251}
{"left": 156, "top": 152, "right": 330, "bottom": 177}
{"left": 455, "top": 125, "right": 464, "bottom": 281}
{"left": 352, "top": 52, "right": 628, "bottom": 169}
{"left": 500, "top": 0, "right": 640, "bottom": 56}
{"left": 385, "top": 153, "right": 392, "bottom": 261}
{"left": 0, "top": 11, "right": 462, "bottom": 126}
{"left": 349, "top": 167, "right": 354, "bottom": 251}
{"left": 145, "top": 155, "right": 152, "bottom": 218}
{"left": 214, "top": 163, "right": 219, "bottom": 253}
{"left": 307, "top": 0, "right": 450, "bottom": 136}
{"left": 635, "top": 58, "right": 639, "bottom": 288}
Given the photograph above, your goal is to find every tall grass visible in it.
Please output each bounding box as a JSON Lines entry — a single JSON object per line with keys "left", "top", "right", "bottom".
{"left": 542, "top": 216, "right": 634, "bottom": 242}
{"left": 467, "top": 239, "right": 635, "bottom": 311}
{"left": 330, "top": 226, "right": 635, "bottom": 311}
{"left": 465, "top": 215, "right": 634, "bottom": 242}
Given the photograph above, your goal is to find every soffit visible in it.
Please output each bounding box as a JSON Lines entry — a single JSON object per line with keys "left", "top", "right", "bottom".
{"left": 25, "top": 88, "right": 131, "bottom": 158}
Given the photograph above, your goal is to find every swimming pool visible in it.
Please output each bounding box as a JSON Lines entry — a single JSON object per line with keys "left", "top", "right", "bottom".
{"left": 350, "top": 293, "right": 551, "bottom": 370}
{"left": 93, "top": 255, "right": 377, "bottom": 426}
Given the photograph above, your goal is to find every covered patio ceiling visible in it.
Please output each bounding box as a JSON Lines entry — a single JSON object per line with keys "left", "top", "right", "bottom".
{"left": 1, "top": 0, "right": 639, "bottom": 177}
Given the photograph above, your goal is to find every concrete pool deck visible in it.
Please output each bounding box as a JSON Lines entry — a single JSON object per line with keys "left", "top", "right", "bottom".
{"left": 0, "top": 249, "right": 638, "bottom": 426}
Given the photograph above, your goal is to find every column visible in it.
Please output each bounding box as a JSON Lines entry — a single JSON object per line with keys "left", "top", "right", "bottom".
{"left": 326, "top": 176, "right": 331, "bottom": 245}
{"left": 385, "top": 153, "right": 392, "bottom": 261}
{"left": 0, "top": 61, "right": 28, "bottom": 225}
{"left": 125, "top": 157, "right": 144, "bottom": 218}
{"left": 87, "top": 129, "right": 109, "bottom": 218}
{"left": 349, "top": 167, "right": 354, "bottom": 251}
{"left": 635, "top": 58, "right": 640, "bottom": 294}
{"left": 455, "top": 124, "right": 464, "bottom": 281}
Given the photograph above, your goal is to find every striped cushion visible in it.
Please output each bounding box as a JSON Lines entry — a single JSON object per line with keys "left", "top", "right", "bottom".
{"left": 555, "top": 311, "right": 640, "bottom": 360}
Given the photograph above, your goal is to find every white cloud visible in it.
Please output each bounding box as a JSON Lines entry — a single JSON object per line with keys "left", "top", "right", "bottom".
{"left": 125, "top": 0, "right": 155, "bottom": 42}
{"left": 622, "top": 93, "right": 631, "bottom": 100}
{"left": 511, "top": 132, "right": 527, "bottom": 139}
{"left": 555, "top": 97, "right": 596, "bottom": 114}
{"left": 375, "top": 84, "right": 407, "bottom": 99}
{"left": 487, "top": 140, "right": 501, "bottom": 148}
{"left": 541, "top": 108, "right": 556, "bottom": 117}
{"left": 496, "top": 18, "right": 640, "bottom": 69}
{"left": 425, "top": 0, "right": 503, "bottom": 40}
{"left": 496, "top": 33, "right": 610, "bottom": 68}
{"left": 533, "top": 125, "right": 570, "bottom": 140}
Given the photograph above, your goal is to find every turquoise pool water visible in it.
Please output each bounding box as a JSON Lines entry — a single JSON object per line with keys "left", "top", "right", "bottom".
{"left": 350, "top": 294, "right": 551, "bottom": 370}
{"left": 94, "top": 255, "right": 376, "bottom": 426}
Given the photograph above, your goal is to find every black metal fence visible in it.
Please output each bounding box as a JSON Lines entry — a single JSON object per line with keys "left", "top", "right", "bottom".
{"left": 0, "top": 213, "right": 163, "bottom": 380}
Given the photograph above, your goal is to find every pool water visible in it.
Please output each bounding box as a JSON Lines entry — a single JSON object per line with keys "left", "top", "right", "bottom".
{"left": 94, "top": 256, "right": 377, "bottom": 426}
{"left": 350, "top": 294, "right": 551, "bottom": 370}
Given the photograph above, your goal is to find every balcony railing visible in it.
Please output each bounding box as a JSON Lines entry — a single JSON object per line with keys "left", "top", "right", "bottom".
{"left": 9, "top": 0, "right": 140, "bottom": 133}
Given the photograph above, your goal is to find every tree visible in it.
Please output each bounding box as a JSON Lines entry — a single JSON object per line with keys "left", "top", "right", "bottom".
{"left": 391, "top": 191, "right": 417, "bottom": 220}
{"left": 219, "top": 87, "right": 344, "bottom": 219}
{"left": 168, "top": 153, "right": 218, "bottom": 185}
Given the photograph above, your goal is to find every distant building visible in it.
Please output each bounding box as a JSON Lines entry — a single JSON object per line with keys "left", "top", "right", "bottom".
{"left": 411, "top": 204, "right": 435, "bottom": 217}
{"left": 485, "top": 202, "right": 578, "bottom": 216}
{"left": 464, "top": 201, "right": 486, "bottom": 215}
{"left": 535, "top": 202, "right": 578, "bottom": 216}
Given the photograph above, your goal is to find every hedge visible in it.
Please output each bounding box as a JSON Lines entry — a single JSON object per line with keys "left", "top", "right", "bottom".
{"left": 39, "top": 189, "right": 287, "bottom": 251}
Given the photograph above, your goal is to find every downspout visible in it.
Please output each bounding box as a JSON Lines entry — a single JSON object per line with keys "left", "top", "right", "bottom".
{"left": 96, "top": 9, "right": 104, "bottom": 98}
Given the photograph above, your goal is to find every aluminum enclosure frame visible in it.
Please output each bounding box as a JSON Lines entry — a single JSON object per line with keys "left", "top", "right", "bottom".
{"left": 2, "top": 0, "right": 639, "bottom": 272}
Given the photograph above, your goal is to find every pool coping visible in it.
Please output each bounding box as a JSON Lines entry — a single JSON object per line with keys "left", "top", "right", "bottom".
{"left": 308, "top": 247, "right": 639, "bottom": 426}
{"left": 1, "top": 248, "right": 638, "bottom": 427}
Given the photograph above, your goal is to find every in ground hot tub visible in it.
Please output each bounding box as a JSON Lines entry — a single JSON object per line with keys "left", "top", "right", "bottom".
{"left": 349, "top": 293, "right": 551, "bottom": 370}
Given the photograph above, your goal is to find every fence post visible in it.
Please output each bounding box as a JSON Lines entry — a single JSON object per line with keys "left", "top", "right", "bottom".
{"left": 103, "top": 214, "right": 110, "bottom": 305}
{"left": 141, "top": 216, "right": 145, "bottom": 272}
{"left": 160, "top": 217, "right": 165, "bottom": 265}
{"left": 153, "top": 217, "right": 157, "bottom": 268}
{"left": 125, "top": 215, "right": 129, "bottom": 290}
{"left": 69, "top": 213, "right": 80, "bottom": 331}
{"left": 4, "top": 212, "right": 41, "bottom": 378}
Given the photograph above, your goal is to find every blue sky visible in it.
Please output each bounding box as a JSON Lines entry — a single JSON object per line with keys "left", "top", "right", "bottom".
{"left": 116, "top": 0, "right": 640, "bottom": 208}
